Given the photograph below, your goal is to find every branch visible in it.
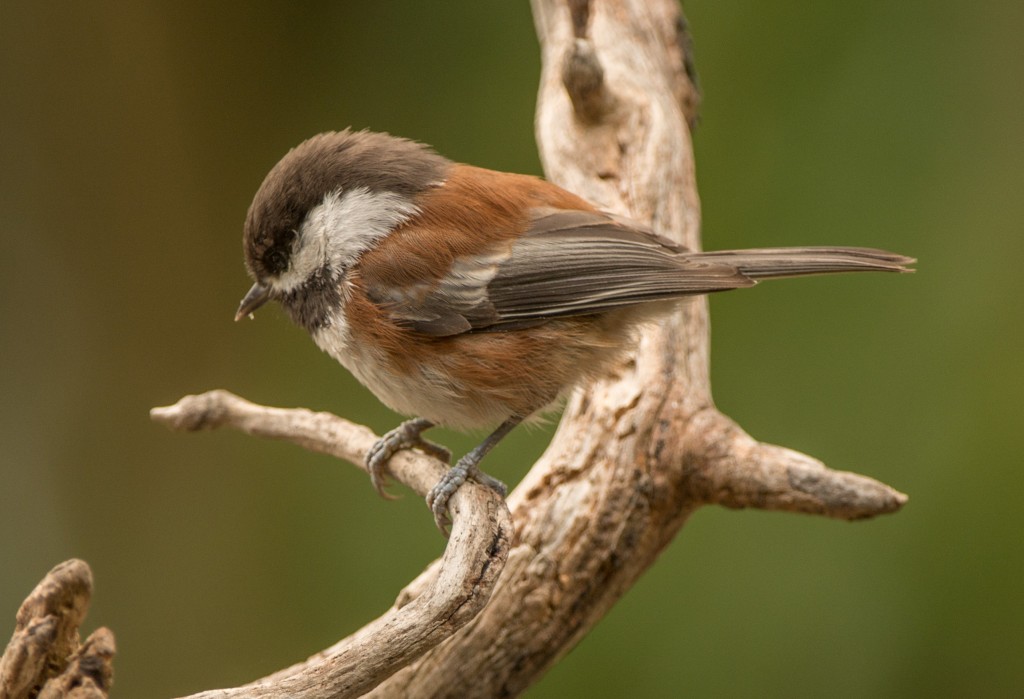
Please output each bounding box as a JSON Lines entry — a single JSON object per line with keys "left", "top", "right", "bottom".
{"left": 0, "top": 560, "right": 115, "bottom": 699}
{"left": 680, "top": 410, "right": 907, "bottom": 518}
{"left": 153, "top": 390, "right": 454, "bottom": 498}
{"left": 150, "top": 391, "right": 512, "bottom": 699}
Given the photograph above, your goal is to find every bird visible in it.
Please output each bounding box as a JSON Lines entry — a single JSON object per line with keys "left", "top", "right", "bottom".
{"left": 235, "top": 129, "right": 914, "bottom": 534}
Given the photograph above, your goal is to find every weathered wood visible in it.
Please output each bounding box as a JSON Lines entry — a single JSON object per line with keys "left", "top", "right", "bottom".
{"left": 0, "top": 560, "right": 115, "bottom": 699}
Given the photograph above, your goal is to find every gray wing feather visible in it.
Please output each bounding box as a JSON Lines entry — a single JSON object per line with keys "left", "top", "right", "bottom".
{"left": 372, "top": 210, "right": 752, "bottom": 336}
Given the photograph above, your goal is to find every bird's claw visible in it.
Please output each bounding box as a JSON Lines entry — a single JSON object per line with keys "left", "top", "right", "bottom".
{"left": 426, "top": 461, "right": 507, "bottom": 537}
{"left": 365, "top": 418, "right": 449, "bottom": 499}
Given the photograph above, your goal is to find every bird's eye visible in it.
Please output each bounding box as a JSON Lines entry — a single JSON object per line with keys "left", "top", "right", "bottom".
{"left": 266, "top": 248, "right": 288, "bottom": 274}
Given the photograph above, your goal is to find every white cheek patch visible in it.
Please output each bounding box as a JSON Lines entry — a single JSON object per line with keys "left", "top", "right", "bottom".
{"left": 273, "top": 187, "right": 418, "bottom": 292}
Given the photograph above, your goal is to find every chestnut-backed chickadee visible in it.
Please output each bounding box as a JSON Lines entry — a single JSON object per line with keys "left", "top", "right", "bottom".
{"left": 236, "top": 129, "right": 913, "bottom": 534}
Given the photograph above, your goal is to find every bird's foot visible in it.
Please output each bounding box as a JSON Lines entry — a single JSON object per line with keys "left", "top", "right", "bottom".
{"left": 366, "top": 418, "right": 450, "bottom": 498}
{"left": 426, "top": 459, "right": 507, "bottom": 536}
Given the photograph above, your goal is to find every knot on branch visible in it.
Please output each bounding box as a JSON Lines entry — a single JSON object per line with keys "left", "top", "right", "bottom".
{"left": 562, "top": 38, "right": 616, "bottom": 124}
{"left": 673, "top": 13, "right": 701, "bottom": 129}
{"left": 150, "top": 389, "right": 236, "bottom": 431}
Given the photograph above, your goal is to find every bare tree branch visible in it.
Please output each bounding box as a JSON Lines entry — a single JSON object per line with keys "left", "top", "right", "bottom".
{"left": 0, "top": 560, "right": 115, "bottom": 699}
{"left": 681, "top": 411, "right": 906, "bottom": 518}
{"left": 150, "top": 391, "right": 512, "bottom": 699}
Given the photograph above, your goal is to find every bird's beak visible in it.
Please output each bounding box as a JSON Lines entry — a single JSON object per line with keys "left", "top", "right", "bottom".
{"left": 235, "top": 282, "right": 271, "bottom": 321}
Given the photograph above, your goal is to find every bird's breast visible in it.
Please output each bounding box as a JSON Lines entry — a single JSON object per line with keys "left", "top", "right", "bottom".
{"left": 310, "top": 291, "right": 516, "bottom": 430}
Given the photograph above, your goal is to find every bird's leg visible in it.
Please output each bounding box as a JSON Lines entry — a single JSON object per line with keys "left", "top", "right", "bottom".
{"left": 366, "top": 417, "right": 451, "bottom": 498}
{"left": 427, "top": 415, "right": 522, "bottom": 536}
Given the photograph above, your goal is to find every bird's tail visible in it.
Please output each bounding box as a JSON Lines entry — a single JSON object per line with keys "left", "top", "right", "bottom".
{"left": 689, "top": 246, "right": 915, "bottom": 281}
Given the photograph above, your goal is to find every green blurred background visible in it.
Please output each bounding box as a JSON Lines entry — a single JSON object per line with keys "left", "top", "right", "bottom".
{"left": 2, "top": 1, "right": 1021, "bottom": 696}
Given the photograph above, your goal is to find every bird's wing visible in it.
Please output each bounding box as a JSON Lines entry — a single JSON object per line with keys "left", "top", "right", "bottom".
{"left": 368, "top": 209, "right": 753, "bottom": 336}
